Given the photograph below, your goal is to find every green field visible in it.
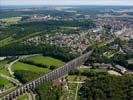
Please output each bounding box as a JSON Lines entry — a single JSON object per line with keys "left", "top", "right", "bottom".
{"left": 0, "top": 37, "right": 14, "bottom": 47}
{"left": 0, "top": 68, "right": 11, "bottom": 77}
{"left": 24, "top": 55, "right": 65, "bottom": 67}
{"left": 0, "top": 60, "right": 14, "bottom": 90}
{"left": 0, "top": 60, "right": 11, "bottom": 76}
{"left": 0, "top": 32, "right": 40, "bottom": 47}
{"left": 67, "top": 75, "right": 77, "bottom": 81}
{"left": 0, "top": 17, "right": 21, "bottom": 23}
{"left": 12, "top": 55, "right": 64, "bottom": 74}
{"left": 17, "top": 94, "right": 28, "bottom": 100}
{"left": 12, "top": 62, "right": 50, "bottom": 74}
{"left": 0, "top": 77, "right": 14, "bottom": 89}
{"left": 0, "top": 59, "right": 8, "bottom": 67}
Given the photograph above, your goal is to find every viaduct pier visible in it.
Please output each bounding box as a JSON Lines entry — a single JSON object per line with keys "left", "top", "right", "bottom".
{"left": 0, "top": 50, "right": 93, "bottom": 100}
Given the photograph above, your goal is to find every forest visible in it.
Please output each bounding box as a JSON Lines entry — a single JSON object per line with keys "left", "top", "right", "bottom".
{"left": 79, "top": 75, "right": 133, "bottom": 100}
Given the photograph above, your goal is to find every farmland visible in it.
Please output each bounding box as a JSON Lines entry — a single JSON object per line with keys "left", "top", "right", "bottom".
{"left": 0, "top": 17, "right": 21, "bottom": 23}
{"left": 0, "top": 77, "right": 14, "bottom": 89}
{"left": 0, "top": 59, "right": 11, "bottom": 77}
{"left": 12, "top": 62, "right": 50, "bottom": 74}
{"left": 23, "top": 55, "right": 65, "bottom": 67}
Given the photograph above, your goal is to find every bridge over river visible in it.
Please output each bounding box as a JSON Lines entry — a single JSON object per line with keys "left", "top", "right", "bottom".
{"left": 0, "top": 50, "right": 93, "bottom": 100}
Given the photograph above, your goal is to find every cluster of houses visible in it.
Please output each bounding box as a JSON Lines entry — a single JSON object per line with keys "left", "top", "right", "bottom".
{"left": 28, "top": 15, "right": 59, "bottom": 21}
{"left": 96, "top": 18, "right": 133, "bottom": 32}
{"left": 25, "top": 29, "right": 111, "bottom": 53}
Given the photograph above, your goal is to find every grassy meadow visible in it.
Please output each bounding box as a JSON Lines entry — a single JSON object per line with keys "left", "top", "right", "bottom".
{"left": 0, "top": 60, "right": 11, "bottom": 77}
{"left": 0, "top": 17, "right": 21, "bottom": 23}
{"left": 0, "top": 77, "right": 14, "bottom": 89}
{"left": 12, "top": 62, "right": 50, "bottom": 74}
{"left": 23, "top": 55, "right": 65, "bottom": 67}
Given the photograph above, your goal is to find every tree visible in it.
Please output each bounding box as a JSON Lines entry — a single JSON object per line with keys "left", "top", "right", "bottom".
{"left": 79, "top": 75, "right": 133, "bottom": 100}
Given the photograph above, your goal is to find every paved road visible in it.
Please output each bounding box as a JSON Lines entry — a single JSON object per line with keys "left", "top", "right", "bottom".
{"left": 74, "top": 78, "right": 80, "bottom": 100}
{"left": 7, "top": 59, "right": 20, "bottom": 76}
{"left": 7, "top": 54, "right": 41, "bottom": 76}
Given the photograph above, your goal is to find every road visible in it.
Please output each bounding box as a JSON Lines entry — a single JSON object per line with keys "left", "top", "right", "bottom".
{"left": 74, "top": 77, "right": 81, "bottom": 100}
{"left": 7, "top": 59, "right": 20, "bottom": 76}
{"left": 0, "top": 73, "right": 21, "bottom": 86}
{"left": 7, "top": 54, "right": 41, "bottom": 76}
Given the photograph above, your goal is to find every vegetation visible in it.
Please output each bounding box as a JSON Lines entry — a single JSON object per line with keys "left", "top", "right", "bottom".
{"left": 0, "top": 59, "right": 11, "bottom": 76}
{"left": 67, "top": 75, "right": 78, "bottom": 81}
{"left": 79, "top": 75, "right": 133, "bottom": 100}
{"left": 22, "top": 55, "right": 64, "bottom": 68}
{"left": 36, "top": 82, "right": 63, "bottom": 100}
{"left": 85, "top": 39, "right": 133, "bottom": 70}
{"left": 12, "top": 62, "right": 50, "bottom": 74}
{"left": 14, "top": 70, "right": 43, "bottom": 83}
{"left": 112, "top": 52, "right": 133, "bottom": 70}
{"left": 17, "top": 94, "right": 28, "bottom": 100}
{"left": 0, "top": 77, "right": 14, "bottom": 89}
{"left": 0, "top": 17, "right": 21, "bottom": 23}
{"left": 13, "top": 56, "right": 64, "bottom": 83}
{"left": 0, "top": 43, "right": 78, "bottom": 62}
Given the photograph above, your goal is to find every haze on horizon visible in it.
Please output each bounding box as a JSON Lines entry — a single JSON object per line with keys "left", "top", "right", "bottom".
{"left": 0, "top": 0, "right": 133, "bottom": 6}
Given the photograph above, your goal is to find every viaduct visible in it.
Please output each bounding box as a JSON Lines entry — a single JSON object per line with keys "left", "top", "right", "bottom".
{"left": 0, "top": 50, "right": 93, "bottom": 100}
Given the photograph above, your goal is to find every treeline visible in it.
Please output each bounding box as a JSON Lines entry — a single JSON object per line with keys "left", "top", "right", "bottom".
{"left": 14, "top": 70, "right": 43, "bottom": 83}
{"left": 85, "top": 48, "right": 112, "bottom": 64}
{"left": 69, "top": 69, "right": 107, "bottom": 77}
{"left": 20, "top": 59, "right": 49, "bottom": 68}
{"left": 79, "top": 75, "right": 133, "bottom": 100}
{"left": 19, "top": 59, "right": 57, "bottom": 70}
{"left": 0, "top": 43, "right": 78, "bottom": 62}
{"left": 16, "top": 20, "right": 96, "bottom": 30}
{"left": 12, "top": 20, "right": 95, "bottom": 38}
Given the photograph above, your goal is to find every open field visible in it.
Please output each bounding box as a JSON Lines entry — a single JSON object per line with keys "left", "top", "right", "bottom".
{"left": 0, "top": 37, "right": 14, "bottom": 47}
{"left": 0, "top": 59, "right": 8, "bottom": 67}
{"left": 0, "top": 32, "right": 40, "bottom": 47}
{"left": 0, "top": 17, "right": 21, "bottom": 23}
{"left": 108, "top": 70, "right": 122, "bottom": 76}
{"left": 0, "top": 77, "right": 14, "bottom": 89}
{"left": 67, "top": 75, "right": 77, "bottom": 81}
{"left": 17, "top": 94, "right": 28, "bottom": 100}
{"left": 0, "top": 69, "right": 11, "bottom": 77}
{"left": 12, "top": 62, "right": 50, "bottom": 74}
{"left": 0, "top": 60, "right": 11, "bottom": 76}
{"left": 24, "top": 55, "right": 65, "bottom": 67}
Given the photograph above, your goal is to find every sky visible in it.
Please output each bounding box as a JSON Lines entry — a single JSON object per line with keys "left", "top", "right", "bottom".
{"left": 0, "top": 0, "right": 133, "bottom": 6}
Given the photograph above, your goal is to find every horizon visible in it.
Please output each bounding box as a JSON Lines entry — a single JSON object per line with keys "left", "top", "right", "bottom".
{"left": 0, "top": 0, "right": 133, "bottom": 6}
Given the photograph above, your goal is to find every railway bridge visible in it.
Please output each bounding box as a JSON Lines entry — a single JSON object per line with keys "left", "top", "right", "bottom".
{"left": 0, "top": 50, "right": 93, "bottom": 100}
